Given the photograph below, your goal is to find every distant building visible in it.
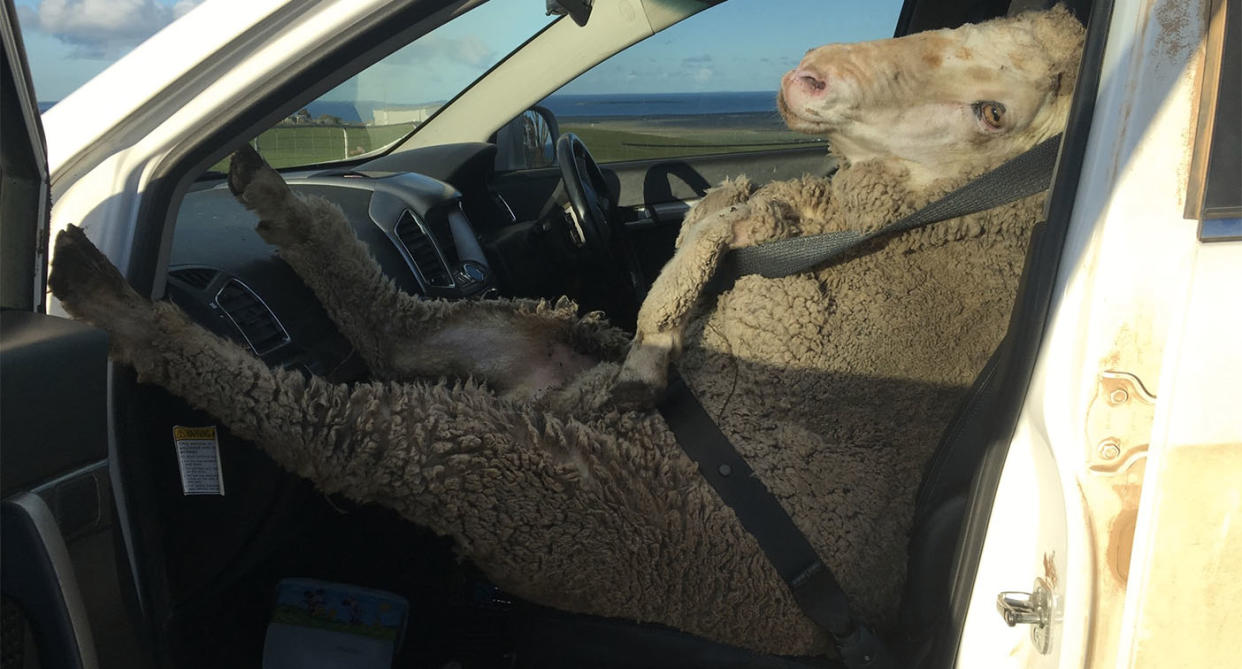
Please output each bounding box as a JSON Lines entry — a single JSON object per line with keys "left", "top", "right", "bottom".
{"left": 372, "top": 103, "right": 443, "bottom": 125}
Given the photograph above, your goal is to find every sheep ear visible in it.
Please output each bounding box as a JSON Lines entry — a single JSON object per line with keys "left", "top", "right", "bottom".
{"left": 1027, "top": 4, "right": 1086, "bottom": 72}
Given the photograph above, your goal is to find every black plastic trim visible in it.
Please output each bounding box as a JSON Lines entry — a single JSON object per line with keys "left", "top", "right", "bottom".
{"left": 1, "top": 493, "right": 97, "bottom": 669}
{"left": 1199, "top": 0, "right": 1240, "bottom": 218}
{"left": 0, "top": 0, "right": 50, "bottom": 313}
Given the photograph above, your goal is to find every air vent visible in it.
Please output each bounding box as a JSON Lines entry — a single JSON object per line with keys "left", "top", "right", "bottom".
{"left": 214, "top": 279, "right": 290, "bottom": 355}
{"left": 394, "top": 211, "right": 453, "bottom": 287}
{"left": 168, "top": 267, "right": 218, "bottom": 290}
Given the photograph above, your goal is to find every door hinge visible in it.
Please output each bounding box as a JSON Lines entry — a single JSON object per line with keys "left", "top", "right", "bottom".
{"left": 1087, "top": 370, "right": 1156, "bottom": 474}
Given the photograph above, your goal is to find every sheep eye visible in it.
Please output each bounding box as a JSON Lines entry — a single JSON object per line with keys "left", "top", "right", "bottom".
{"left": 974, "top": 101, "right": 1006, "bottom": 129}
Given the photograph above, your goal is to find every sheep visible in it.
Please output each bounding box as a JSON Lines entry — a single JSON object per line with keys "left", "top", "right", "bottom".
{"left": 48, "top": 6, "right": 1085, "bottom": 657}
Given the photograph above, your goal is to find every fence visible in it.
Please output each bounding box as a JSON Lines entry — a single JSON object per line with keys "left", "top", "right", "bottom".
{"left": 251, "top": 123, "right": 417, "bottom": 168}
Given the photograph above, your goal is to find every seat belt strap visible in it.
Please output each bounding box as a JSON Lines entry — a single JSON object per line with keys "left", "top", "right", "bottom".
{"left": 709, "top": 134, "right": 1061, "bottom": 292}
{"left": 659, "top": 375, "right": 895, "bottom": 668}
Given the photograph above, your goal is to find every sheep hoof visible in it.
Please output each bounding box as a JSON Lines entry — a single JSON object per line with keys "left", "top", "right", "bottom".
{"left": 227, "top": 145, "right": 311, "bottom": 247}
{"left": 226, "top": 143, "right": 266, "bottom": 197}
{"left": 608, "top": 377, "right": 665, "bottom": 412}
{"left": 610, "top": 338, "right": 676, "bottom": 410}
{"left": 228, "top": 144, "right": 287, "bottom": 209}
{"left": 49, "top": 225, "right": 143, "bottom": 322}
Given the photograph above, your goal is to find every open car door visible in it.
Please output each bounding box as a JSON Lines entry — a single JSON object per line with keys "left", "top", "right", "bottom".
{"left": 1, "top": 2, "right": 139, "bottom": 667}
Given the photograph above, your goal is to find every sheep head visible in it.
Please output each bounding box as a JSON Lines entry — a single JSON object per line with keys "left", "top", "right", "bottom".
{"left": 779, "top": 6, "right": 1085, "bottom": 186}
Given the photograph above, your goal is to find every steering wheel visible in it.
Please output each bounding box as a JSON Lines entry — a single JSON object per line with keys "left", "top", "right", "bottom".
{"left": 556, "top": 133, "right": 615, "bottom": 258}
{"left": 555, "top": 132, "right": 647, "bottom": 318}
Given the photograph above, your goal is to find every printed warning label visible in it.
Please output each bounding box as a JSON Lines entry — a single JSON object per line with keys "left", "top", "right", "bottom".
{"left": 172, "top": 425, "right": 225, "bottom": 495}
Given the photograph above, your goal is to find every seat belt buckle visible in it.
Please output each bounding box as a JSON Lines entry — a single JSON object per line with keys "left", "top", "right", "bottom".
{"left": 834, "top": 623, "right": 896, "bottom": 669}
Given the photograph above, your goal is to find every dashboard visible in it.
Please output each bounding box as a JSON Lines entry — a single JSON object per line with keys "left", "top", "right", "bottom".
{"left": 168, "top": 143, "right": 539, "bottom": 382}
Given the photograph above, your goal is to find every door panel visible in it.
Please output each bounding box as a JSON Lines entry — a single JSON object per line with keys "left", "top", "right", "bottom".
{"left": 0, "top": 313, "right": 150, "bottom": 669}
{"left": 609, "top": 146, "right": 838, "bottom": 273}
{"left": 607, "top": 146, "right": 837, "bottom": 211}
{"left": 492, "top": 145, "right": 838, "bottom": 282}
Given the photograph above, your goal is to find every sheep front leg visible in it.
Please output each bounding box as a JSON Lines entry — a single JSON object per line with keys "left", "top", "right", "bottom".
{"left": 611, "top": 202, "right": 757, "bottom": 408}
{"left": 613, "top": 184, "right": 804, "bottom": 409}
{"left": 673, "top": 177, "right": 755, "bottom": 249}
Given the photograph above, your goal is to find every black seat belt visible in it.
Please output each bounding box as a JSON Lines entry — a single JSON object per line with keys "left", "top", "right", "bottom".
{"left": 661, "top": 374, "right": 895, "bottom": 668}
{"left": 658, "top": 135, "right": 1062, "bottom": 667}
{"left": 707, "top": 134, "right": 1062, "bottom": 294}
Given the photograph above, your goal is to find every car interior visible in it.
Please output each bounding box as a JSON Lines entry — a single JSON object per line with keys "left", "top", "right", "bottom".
{"left": 93, "top": 0, "right": 1105, "bottom": 666}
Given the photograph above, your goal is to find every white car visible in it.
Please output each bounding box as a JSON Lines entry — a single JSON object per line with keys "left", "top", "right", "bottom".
{"left": 1, "top": 0, "right": 1238, "bottom": 667}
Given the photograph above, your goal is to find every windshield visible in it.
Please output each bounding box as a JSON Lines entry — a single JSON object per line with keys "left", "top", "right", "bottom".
{"left": 247, "top": 1, "right": 554, "bottom": 169}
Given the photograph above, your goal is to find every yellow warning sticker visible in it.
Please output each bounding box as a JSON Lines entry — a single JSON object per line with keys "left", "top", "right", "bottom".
{"left": 172, "top": 425, "right": 225, "bottom": 495}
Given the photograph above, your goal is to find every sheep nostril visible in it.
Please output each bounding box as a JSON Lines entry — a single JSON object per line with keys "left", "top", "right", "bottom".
{"left": 799, "top": 74, "right": 826, "bottom": 91}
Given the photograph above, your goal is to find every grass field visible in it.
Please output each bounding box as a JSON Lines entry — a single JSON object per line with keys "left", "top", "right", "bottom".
{"left": 209, "top": 122, "right": 415, "bottom": 171}
{"left": 209, "top": 114, "right": 821, "bottom": 172}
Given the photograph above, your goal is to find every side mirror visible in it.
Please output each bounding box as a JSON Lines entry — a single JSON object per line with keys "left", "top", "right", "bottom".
{"left": 495, "top": 106, "right": 559, "bottom": 171}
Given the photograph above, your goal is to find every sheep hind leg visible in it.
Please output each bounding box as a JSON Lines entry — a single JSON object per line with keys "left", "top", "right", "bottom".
{"left": 228, "top": 145, "right": 627, "bottom": 397}
{"left": 48, "top": 224, "right": 567, "bottom": 511}
{"left": 49, "top": 226, "right": 821, "bottom": 656}
{"left": 49, "top": 225, "right": 165, "bottom": 361}
{"left": 226, "top": 143, "right": 426, "bottom": 380}
{"left": 229, "top": 145, "right": 520, "bottom": 381}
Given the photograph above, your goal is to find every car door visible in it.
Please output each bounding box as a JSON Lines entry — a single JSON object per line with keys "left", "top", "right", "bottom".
{"left": 1, "top": 2, "right": 146, "bottom": 667}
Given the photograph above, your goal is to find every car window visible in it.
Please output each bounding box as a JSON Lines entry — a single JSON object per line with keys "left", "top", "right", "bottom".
{"left": 540, "top": 0, "right": 904, "bottom": 164}
{"left": 239, "top": 1, "right": 554, "bottom": 170}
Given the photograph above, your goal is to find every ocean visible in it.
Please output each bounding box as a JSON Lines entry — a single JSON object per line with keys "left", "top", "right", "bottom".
{"left": 540, "top": 91, "right": 780, "bottom": 119}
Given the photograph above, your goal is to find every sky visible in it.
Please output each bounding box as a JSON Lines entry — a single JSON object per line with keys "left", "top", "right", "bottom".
{"left": 17, "top": 0, "right": 202, "bottom": 102}
{"left": 16, "top": 0, "right": 905, "bottom": 106}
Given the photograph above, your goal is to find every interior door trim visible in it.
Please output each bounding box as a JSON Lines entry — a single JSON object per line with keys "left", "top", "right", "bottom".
{"left": 1, "top": 492, "right": 99, "bottom": 669}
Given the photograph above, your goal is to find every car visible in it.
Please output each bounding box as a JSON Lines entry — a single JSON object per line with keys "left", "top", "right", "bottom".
{"left": 1, "top": 0, "right": 1238, "bottom": 667}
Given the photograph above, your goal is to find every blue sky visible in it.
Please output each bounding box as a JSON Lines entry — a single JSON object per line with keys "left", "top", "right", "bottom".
{"left": 560, "top": 0, "right": 904, "bottom": 95}
{"left": 18, "top": 0, "right": 904, "bottom": 105}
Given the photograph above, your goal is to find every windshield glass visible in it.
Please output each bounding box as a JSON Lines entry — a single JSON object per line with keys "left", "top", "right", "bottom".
{"left": 535, "top": 0, "right": 901, "bottom": 163}
{"left": 247, "top": 1, "right": 554, "bottom": 169}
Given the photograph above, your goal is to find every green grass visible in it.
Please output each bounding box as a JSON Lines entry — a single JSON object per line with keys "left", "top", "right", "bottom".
{"left": 206, "top": 117, "right": 821, "bottom": 174}
{"left": 208, "top": 123, "right": 415, "bottom": 172}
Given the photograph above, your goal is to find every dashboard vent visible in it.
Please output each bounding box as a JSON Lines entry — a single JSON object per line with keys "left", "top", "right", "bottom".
{"left": 168, "top": 267, "right": 217, "bottom": 291}
{"left": 214, "top": 279, "right": 290, "bottom": 355}
{"left": 394, "top": 211, "right": 453, "bottom": 287}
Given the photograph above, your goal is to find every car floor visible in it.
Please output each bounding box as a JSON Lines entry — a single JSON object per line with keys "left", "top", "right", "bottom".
{"left": 160, "top": 498, "right": 838, "bottom": 669}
